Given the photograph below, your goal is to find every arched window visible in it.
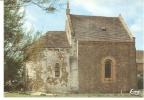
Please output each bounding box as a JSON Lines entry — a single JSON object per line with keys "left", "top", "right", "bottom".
{"left": 55, "top": 63, "right": 60, "bottom": 77}
{"left": 101, "top": 57, "right": 116, "bottom": 82}
{"left": 105, "top": 60, "right": 112, "bottom": 78}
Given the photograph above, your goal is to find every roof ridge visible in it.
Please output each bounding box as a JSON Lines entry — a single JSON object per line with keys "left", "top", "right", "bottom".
{"left": 70, "top": 14, "right": 118, "bottom": 18}
{"left": 45, "top": 31, "right": 66, "bottom": 36}
{"left": 47, "top": 31, "right": 65, "bottom": 32}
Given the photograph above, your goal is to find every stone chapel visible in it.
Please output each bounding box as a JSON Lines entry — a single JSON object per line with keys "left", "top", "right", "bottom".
{"left": 25, "top": 1, "right": 137, "bottom": 93}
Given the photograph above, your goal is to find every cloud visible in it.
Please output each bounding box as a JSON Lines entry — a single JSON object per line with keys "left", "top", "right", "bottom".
{"left": 72, "top": 0, "right": 143, "bottom": 16}
{"left": 23, "top": 8, "right": 38, "bottom": 33}
{"left": 72, "top": 0, "right": 115, "bottom": 16}
{"left": 130, "top": 18, "right": 144, "bottom": 34}
{"left": 18, "top": 7, "right": 25, "bottom": 13}
{"left": 23, "top": 21, "right": 35, "bottom": 33}
{"left": 25, "top": 10, "right": 37, "bottom": 22}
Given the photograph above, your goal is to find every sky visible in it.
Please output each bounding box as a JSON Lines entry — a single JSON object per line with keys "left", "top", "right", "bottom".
{"left": 23, "top": 0, "right": 144, "bottom": 50}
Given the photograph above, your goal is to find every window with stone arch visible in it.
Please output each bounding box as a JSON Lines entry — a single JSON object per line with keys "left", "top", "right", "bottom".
{"left": 55, "top": 63, "right": 60, "bottom": 77}
{"left": 105, "top": 59, "right": 112, "bottom": 78}
{"left": 102, "top": 57, "right": 116, "bottom": 82}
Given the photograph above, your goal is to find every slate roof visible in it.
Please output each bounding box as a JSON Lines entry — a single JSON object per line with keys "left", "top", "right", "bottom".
{"left": 70, "top": 14, "right": 133, "bottom": 42}
{"left": 30, "top": 31, "right": 69, "bottom": 48}
{"left": 42, "top": 31, "right": 69, "bottom": 48}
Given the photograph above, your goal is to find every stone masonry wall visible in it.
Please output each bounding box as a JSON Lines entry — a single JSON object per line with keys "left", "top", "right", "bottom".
{"left": 66, "top": 19, "right": 79, "bottom": 92}
{"left": 26, "top": 48, "right": 71, "bottom": 93}
{"left": 78, "top": 41, "right": 137, "bottom": 93}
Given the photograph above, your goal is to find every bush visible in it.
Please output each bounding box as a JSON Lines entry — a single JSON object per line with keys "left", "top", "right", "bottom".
{"left": 4, "top": 80, "right": 24, "bottom": 92}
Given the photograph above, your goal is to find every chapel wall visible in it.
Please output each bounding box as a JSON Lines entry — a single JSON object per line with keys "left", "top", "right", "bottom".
{"left": 26, "top": 48, "right": 71, "bottom": 93}
{"left": 78, "top": 41, "right": 137, "bottom": 93}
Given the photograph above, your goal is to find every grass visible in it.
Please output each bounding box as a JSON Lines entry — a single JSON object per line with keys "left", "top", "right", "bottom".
{"left": 4, "top": 92, "right": 143, "bottom": 97}
{"left": 4, "top": 92, "right": 30, "bottom": 97}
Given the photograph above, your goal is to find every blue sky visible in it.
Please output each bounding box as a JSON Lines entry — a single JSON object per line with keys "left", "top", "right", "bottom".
{"left": 23, "top": 0, "right": 144, "bottom": 50}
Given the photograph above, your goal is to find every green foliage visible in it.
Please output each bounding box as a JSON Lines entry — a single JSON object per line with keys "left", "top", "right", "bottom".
{"left": 4, "top": 0, "right": 31, "bottom": 91}
{"left": 4, "top": 0, "right": 59, "bottom": 91}
{"left": 4, "top": 0, "right": 22, "bottom": 90}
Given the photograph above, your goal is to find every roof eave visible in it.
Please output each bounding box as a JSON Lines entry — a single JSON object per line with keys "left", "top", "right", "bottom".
{"left": 118, "top": 14, "right": 135, "bottom": 42}
{"left": 67, "top": 14, "right": 75, "bottom": 36}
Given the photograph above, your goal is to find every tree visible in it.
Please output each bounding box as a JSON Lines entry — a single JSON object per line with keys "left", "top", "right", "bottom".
{"left": 4, "top": 0, "right": 38, "bottom": 91}
{"left": 4, "top": 0, "right": 23, "bottom": 91}
{"left": 4, "top": 0, "right": 60, "bottom": 91}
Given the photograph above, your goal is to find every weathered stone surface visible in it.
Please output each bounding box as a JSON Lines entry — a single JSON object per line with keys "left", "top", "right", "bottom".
{"left": 26, "top": 48, "right": 71, "bottom": 93}
{"left": 78, "top": 41, "right": 137, "bottom": 93}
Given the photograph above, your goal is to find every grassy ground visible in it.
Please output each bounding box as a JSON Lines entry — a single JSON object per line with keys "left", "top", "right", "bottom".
{"left": 4, "top": 92, "right": 31, "bottom": 97}
{"left": 4, "top": 92, "right": 143, "bottom": 97}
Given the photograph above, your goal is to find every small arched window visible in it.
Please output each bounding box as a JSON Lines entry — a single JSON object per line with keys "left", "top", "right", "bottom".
{"left": 55, "top": 63, "right": 60, "bottom": 77}
{"left": 105, "top": 60, "right": 112, "bottom": 78}
{"left": 102, "top": 57, "right": 116, "bottom": 82}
